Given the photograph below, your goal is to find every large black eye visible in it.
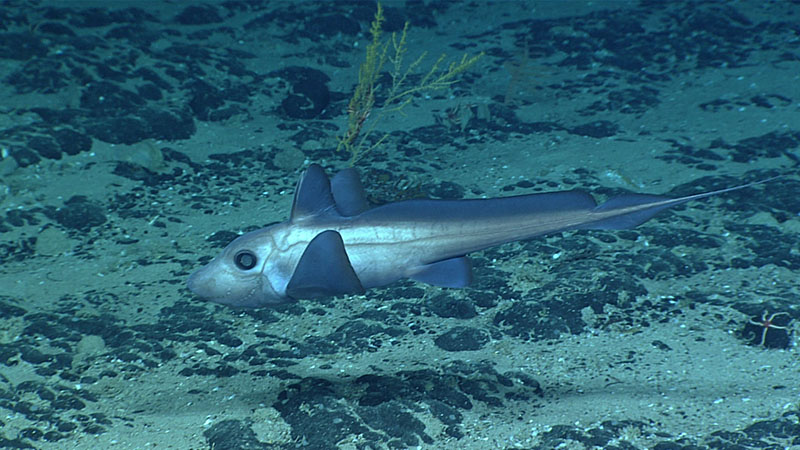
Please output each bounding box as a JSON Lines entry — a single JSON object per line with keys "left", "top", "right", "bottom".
{"left": 233, "top": 250, "right": 258, "bottom": 270}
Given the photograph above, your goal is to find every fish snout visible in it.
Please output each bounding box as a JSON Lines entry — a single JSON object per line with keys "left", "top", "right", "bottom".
{"left": 187, "top": 267, "right": 217, "bottom": 299}
{"left": 187, "top": 263, "right": 273, "bottom": 307}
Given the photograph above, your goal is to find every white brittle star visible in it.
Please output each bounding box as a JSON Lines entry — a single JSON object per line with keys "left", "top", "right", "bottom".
{"left": 748, "top": 310, "right": 791, "bottom": 347}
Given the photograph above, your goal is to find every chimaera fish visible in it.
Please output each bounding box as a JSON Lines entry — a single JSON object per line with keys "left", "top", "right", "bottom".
{"left": 187, "top": 164, "right": 772, "bottom": 308}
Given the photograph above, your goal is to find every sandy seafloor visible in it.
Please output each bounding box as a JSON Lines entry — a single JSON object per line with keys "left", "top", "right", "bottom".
{"left": 1, "top": 0, "right": 800, "bottom": 449}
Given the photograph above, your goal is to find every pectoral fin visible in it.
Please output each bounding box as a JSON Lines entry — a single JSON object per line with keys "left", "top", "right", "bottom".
{"left": 286, "top": 230, "right": 365, "bottom": 299}
{"left": 410, "top": 256, "right": 473, "bottom": 288}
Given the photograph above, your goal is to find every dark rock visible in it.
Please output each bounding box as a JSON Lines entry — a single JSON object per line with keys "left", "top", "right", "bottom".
{"left": 175, "top": 5, "right": 223, "bottom": 25}
{"left": 52, "top": 128, "right": 92, "bottom": 155}
{"left": 20, "top": 347, "right": 52, "bottom": 364}
{"left": 305, "top": 14, "right": 360, "bottom": 37}
{"left": 0, "top": 32, "right": 48, "bottom": 60}
{"left": 52, "top": 197, "right": 107, "bottom": 231}
{"left": 434, "top": 326, "right": 490, "bottom": 351}
{"left": 28, "top": 136, "right": 61, "bottom": 160}
{"left": 19, "top": 428, "right": 43, "bottom": 441}
{"left": 36, "top": 22, "right": 76, "bottom": 36}
{"left": 428, "top": 294, "right": 477, "bottom": 319}
{"left": 10, "top": 147, "right": 41, "bottom": 167}
{"left": 359, "top": 401, "right": 433, "bottom": 446}
{"left": 136, "top": 83, "right": 162, "bottom": 101}
{"left": 218, "top": 334, "right": 243, "bottom": 348}
{"left": 271, "top": 67, "right": 330, "bottom": 120}
{"left": 569, "top": 120, "right": 619, "bottom": 138}
{"left": 51, "top": 394, "right": 85, "bottom": 411}
{"left": 80, "top": 81, "right": 144, "bottom": 116}
{"left": 204, "top": 419, "right": 267, "bottom": 450}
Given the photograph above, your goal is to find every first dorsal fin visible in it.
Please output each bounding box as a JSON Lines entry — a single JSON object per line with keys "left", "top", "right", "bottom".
{"left": 290, "top": 164, "right": 336, "bottom": 221}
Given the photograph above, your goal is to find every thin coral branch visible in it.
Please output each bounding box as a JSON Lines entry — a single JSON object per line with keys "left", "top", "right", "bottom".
{"left": 338, "top": 3, "right": 482, "bottom": 166}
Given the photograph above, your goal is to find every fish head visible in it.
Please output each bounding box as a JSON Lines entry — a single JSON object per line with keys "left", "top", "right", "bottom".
{"left": 187, "top": 226, "right": 290, "bottom": 307}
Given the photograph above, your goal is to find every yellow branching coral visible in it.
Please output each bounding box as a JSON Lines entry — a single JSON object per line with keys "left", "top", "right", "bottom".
{"left": 338, "top": 3, "right": 483, "bottom": 166}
